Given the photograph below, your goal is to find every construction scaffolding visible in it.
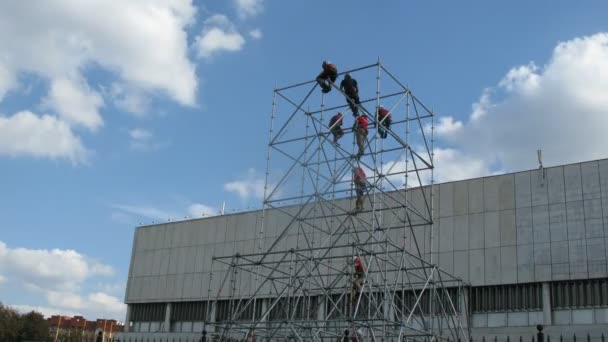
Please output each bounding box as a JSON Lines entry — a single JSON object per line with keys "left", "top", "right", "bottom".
{"left": 206, "top": 60, "right": 470, "bottom": 342}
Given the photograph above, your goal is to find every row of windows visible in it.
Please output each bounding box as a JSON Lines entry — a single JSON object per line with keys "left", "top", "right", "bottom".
{"left": 470, "top": 283, "right": 542, "bottom": 313}
{"left": 129, "top": 280, "right": 608, "bottom": 322}
{"left": 395, "top": 288, "right": 460, "bottom": 315}
{"left": 551, "top": 279, "right": 608, "bottom": 308}
{"left": 215, "top": 299, "right": 264, "bottom": 322}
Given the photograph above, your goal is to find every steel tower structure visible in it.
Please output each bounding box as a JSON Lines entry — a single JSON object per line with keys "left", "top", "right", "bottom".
{"left": 207, "top": 60, "right": 470, "bottom": 342}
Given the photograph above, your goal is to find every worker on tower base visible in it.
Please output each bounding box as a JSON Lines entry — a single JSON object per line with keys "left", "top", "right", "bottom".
{"left": 329, "top": 112, "right": 344, "bottom": 144}
{"left": 317, "top": 61, "right": 338, "bottom": 93}
{"left": 354, "top": 115, "right": 368, "bottom": 158}
{"left": 377, "top": 106, "right": 392, "bottom": 139}
{"left": 351, "top": 255, "right": 367, "bottom": 302}
{"left": 353, "top": 166, "right": 366, "bottom": 213}
{"left": 340, "top": 73, "right": 360, "bottom": 116}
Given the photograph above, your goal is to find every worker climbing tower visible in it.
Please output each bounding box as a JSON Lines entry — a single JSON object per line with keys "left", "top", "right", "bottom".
{"left": 206, "top": 60, "right": 470, "bottom": 342}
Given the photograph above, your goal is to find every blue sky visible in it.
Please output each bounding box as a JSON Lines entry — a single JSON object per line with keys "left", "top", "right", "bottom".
{"left": 1, "top": 0, "right": 608, "bottom": 320}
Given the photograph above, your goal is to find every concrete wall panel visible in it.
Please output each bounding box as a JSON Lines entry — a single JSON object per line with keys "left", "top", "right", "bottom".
{"left": 500, "top": 209, "right": 516, "bottom": 246}
{"left": 439, "top": 217, "right": 454, "bottom": 252}
{"left": 484, "top": 211, "right": 500, "bottom": 248}
{"left": 530, "top": 169, "right": 548, "bottom": 206}
{"left": 516, "top": 207, "right": 533, "bottom": 245}
{"left": 549, "top": 203, "right": 567, "bottom": 242}
{"left": 454, "top": 181, "right": 469, "bottom": 215}
{"left": 453, "top": 215, "right": 469, "bottom": 251}
{"left": 517, "top": 244, "right": 534, "bottom": 283}
{"left": 599, "top": 160, "right": 608, "bottom": 197}
{"left": 453, "top": 250, "right": 469, "bottom": 282}
{"left": 515, "top": 172, "right": 531, "bottom": 208}
{"left": 484, "top": 177, "right": 499, "bottom": 212}
{"left": 581, "top": 161, "right": 601, "bottom": 200}
{"left": 469, "top": 178, "right": 484, "bottom": 213}
{"left": 564, "top": 164, "right": 583, "bottom": 202}
{"left": 547, "top": 167, "right": 565, "bottom": 204}
{"left": 485, "top": 247, "right": 501, "bottom": 284}
{"left": 439, "top": 182, "right": 454, "bottom": 217}
{"left": 532, "top": 205, "right": 550, "bottom": 243}
{"left": 469, "top": 249, "right": 485, "bottom": 285}
{"left": 498, "top": 175, "right": 515, "bottom": 210}
{"left": 469, "top": 213, "right": 485, "bottom": 249}
{"left": 500, "top": 246, "right": 517, "bottom": 283}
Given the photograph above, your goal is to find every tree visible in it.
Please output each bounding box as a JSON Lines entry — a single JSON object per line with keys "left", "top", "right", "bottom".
{"left": 0, "top": 302, "right": 22, "bottom": 342}
{"left": 19, "top": 310, "right": 49, "bottom": 341}
{"left": 0, "top": 302, "right": 51, "bottom": 342}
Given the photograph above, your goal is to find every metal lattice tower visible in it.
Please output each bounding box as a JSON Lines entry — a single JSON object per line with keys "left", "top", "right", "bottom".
{"left": 206, "top": 60, "right": 470, "bottom": 342}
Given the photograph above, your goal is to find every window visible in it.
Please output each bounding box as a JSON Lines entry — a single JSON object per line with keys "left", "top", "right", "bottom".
{"left": 470, "top": 283, "right": 542, "bottom": 313}
{"left": 551, "top": 279, "right": 608, "bottom": 309}
{"left": 395, "top": 287, "right": 460, "bottom": 316}
{"left": 130, "top": 303, "right": 166, "bottom": 322}
{"left": 215, "top": 299, "right": 264, "bottom": 322}
{"left": 269, "top": 296, "right": 319, "bottom": 321}
{"left": 172, "top": 301, "right": 208, "bottom": 321}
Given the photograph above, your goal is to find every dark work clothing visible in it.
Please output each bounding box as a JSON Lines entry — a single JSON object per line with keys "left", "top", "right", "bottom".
{"left": 377, "top": 108, "right": 392, "bottom": 139}
{"left": 346, "top": 94, "right": 360, "bottom": 116}
{"left": 329, "top": 113, "right": 344, "bottom": 142}
{"left": 316, "top": 64, "right": 338, "bottom": 92}
{"left": 340, "top": 78, "right": 358, "bottom": 96}
{"left": 341, "top": 78, "right": 359, "bottom": 116}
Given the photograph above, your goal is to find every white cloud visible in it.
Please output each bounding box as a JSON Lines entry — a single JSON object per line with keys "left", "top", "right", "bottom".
{"left": 0, "top": 274, "right": 6, "bottom": 285}
{"left": 10, "top": 304, "right": 80, "bottom": 318}
{"left": 188, "top": 203, "right": 217, "bottom": 217}
{"left": 235, "top": 0, "right": 264, "bottom": 19}
{"left": 87, "top": 292, "right": 126, "bottom": 315}
{"left": 249, "top": 29, "right": 263, "bottom": 40}
{"left": 224, "top": 168, "right": 266, "bottom": 200}
{"left": 96, "top": 282, "right": 125, "bottom": 296}
{"left": 0, "top": 1, "right": 198, "bottom": 106}
{"left": 40, "top": 290, "right": 125, "bottom": 317}
{"left": 112, "top": 202, "right": 217, "bottom": 222}
{"left": 0, "top": 64, "right": 16, "bottom": 101}
{"left": 129, "top": 128, "right": 153, "bottom": 141}
{"left": 127, "top": 128, "right": 170, "bottom": 151}
{"left": 0, "top": 241, "right": 124, "bottom": 319}
{"left": 433, "top": 116, "right": 463, "bottom": 136}
{"left": 0, "top": 111, "right": 88, "bottom": 164}
{"left": 110, "top": 204, "right": 179, "bottom": 222}
{"left": 436, "top": 32, "right": 608, "bottom": 180}
{"left": 108, "top": 83, "right": 149, "bottom": 116}
{"left": 0, "top": 241, "right": 114, "bottom": 292}
{"left": 195, "top": 15, "right": 245, "bottom": 58}
{"left": 0, "top": 1, "right": 200, "bottom": 163}
{"left": 42, "top": 77, "right": 104, "bottom": 131}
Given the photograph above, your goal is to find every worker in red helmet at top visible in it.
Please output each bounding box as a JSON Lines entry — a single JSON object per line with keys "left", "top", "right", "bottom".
{"left": 329, "top": 112, "right": 344, "bottom": 145}
{"left": 317, "top": 61, "right": 338, "bottom": 93}
{"left": 377, "top": 106, "right": 392, "bottom": 139}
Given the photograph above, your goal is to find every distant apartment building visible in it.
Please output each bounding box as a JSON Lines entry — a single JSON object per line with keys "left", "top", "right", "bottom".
{"left": 48, "top": 315, "right": 123, "bottom": 341}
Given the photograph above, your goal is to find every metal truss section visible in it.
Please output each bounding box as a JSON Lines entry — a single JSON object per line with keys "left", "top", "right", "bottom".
{"left": 206, "top": 60, "right": 470, "bottom": 342}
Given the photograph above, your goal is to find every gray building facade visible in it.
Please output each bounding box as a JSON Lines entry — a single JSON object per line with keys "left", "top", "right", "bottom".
{"left": 118, "top": 159, "right": 608, "bottom": 341}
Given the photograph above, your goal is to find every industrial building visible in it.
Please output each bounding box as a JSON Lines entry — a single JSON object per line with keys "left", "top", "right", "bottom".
{"left": 118, "top": 158, "right": 608, "bottom": 341}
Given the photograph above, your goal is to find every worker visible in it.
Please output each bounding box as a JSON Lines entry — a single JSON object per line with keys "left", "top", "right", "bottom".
{"left": 340, "top": 73, "right": 360, "bottom": 116}
{"left": 353, "top": 115, "right": 368, "bottom": 158}
{"left": 316, "top": 61, "right": 338, "bottom": 93}
{"left": 353, "top": 167, "right": 366, "bottom": 213}
{"left": 329, "top": 112, "right": 344, "bottom": 144}
{"left": 351, "top": 255, "right": 367, "bottom": 302}
{"left": 377, "top": 106, "right": 392, "bottom": 139}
